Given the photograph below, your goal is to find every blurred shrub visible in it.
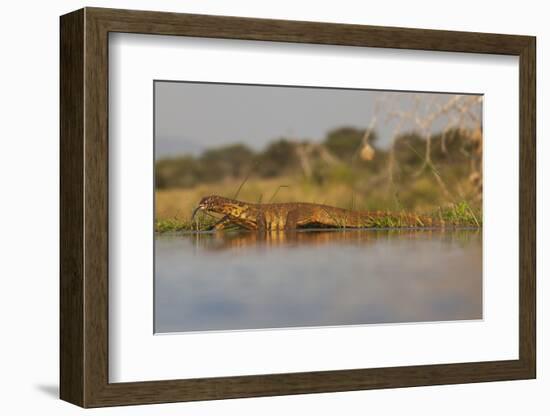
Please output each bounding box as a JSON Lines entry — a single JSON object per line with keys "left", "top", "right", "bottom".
{"left": 155, "top": 156, "right": 202, "bottom": 189}
{"left": 256, "top": 139, "right": 299, "bottom": 177}
{"left": 155, "top": 125, "right": 481, "bottom": 214}
{"left": 324, "top": 127, "right": 377, "bottom": 161}
{"left": 156, "top": 144, "right": 255, "bottom": 188}
{"left": 200, "top": 144, "right": 255, "bottom": 181}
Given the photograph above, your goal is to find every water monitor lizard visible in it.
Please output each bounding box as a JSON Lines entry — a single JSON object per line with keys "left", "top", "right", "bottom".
{"left": 192, "top": 195, "right": 444, "bottom": 231}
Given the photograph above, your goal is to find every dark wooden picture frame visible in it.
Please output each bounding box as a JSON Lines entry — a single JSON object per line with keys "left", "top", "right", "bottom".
{"left": 60, "top": 7, "right": 536, "bottom": 408}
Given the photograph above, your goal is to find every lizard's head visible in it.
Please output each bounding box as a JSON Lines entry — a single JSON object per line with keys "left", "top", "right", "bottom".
{"left": 191, "top": 195, "right": 236, "bottom": 219}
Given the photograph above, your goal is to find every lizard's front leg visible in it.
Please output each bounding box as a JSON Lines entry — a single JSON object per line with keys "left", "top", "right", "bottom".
{"left": 209, "top": 215, "right": 232, "bottom": 230}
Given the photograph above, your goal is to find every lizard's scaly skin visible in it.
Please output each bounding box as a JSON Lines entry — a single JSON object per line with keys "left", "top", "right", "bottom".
{"left": 194, "top": 195, "right": 444, "bottom": 231}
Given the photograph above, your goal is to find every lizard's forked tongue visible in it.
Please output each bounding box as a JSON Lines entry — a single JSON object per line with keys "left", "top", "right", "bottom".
{"left": 191, "top": 206, "right": 201, "bottom": 221}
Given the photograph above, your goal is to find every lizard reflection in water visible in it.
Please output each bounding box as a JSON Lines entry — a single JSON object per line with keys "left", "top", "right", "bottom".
{"left": 191, "top": 195, "right": 445, "bottom": 231}
{"left": 192, "top": 228, "right": 478, "bottom": 252}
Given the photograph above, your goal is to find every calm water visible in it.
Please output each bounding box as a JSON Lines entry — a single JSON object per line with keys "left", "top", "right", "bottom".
{"left": 155, "top": 229, "right": 482, "bottom": 333}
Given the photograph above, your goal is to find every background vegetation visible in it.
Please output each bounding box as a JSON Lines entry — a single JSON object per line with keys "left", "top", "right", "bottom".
{"left": 155, "top": 95, "right": 482, "bottom": 230}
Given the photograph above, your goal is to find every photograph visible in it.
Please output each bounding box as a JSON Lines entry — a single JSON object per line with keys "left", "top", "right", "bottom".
{"left": 154, "top": 81, "right": 483, "bottom": 333}
{"left": 54, "top": 5, "right": 538, "bottom": 409}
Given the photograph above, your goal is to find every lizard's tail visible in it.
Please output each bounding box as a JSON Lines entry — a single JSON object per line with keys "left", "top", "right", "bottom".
{"left": 319, "top": 207, "right": 444, "bottom": 228}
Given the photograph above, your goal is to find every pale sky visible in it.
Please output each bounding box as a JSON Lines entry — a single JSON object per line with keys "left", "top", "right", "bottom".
{"left": 155, "top": 81, "right": 481, "bottom": 158}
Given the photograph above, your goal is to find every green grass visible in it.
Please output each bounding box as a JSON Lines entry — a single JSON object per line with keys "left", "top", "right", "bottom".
{"left": 436, "top": 201, "right": 481, "bottom": 227}
{"left": 365, "top": 214, "right": 415, "bottom": 228}
{"left": 155, "top": 214, "right": 219, "bottom": 233}
{"left": 155, "top": 218, "right": 192, "bottom": 233}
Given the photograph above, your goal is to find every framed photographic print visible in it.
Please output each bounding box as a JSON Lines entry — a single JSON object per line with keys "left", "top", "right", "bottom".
{"left": 60, "top": 7, "right": 536, "bottom": 408}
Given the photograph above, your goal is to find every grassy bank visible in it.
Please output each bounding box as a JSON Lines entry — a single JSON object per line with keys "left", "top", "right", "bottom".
{"left": 155, "top": 199, "right": 481, "bottom": 233}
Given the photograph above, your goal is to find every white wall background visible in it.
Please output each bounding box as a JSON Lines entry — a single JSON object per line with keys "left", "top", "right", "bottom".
{"left": 0, "top": 0, "right": 545, "bottom": 414}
